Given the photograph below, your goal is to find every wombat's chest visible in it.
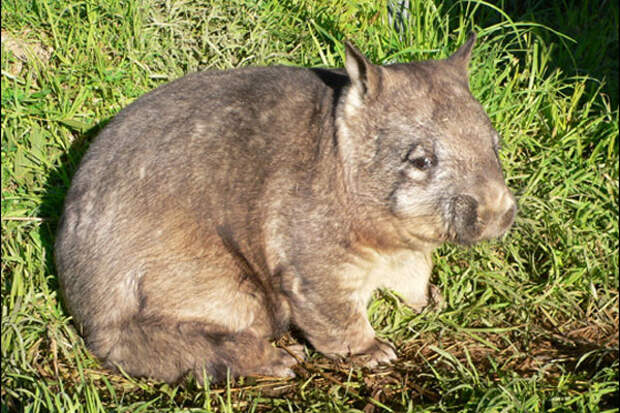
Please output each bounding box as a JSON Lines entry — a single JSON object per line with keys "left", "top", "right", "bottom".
{"left": 342, "top": 249, "right": 433, "bottom": 306}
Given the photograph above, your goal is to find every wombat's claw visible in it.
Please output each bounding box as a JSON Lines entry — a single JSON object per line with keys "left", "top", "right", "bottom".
{"left": 282, "top": 344, "right": 306, "bottom": 363}
{"left": 258, "top": 366, "right": 296, "bottom": 378}
{"left": 355, "top": 339, "right": 397, "bottom": 369}
{"left": 428, "top": 284, "right": 446, "bottom": 311}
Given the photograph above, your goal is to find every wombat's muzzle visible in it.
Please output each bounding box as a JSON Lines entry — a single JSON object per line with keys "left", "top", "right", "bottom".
{"left": 450, "top": 187, "right": 516, "bottom": 245}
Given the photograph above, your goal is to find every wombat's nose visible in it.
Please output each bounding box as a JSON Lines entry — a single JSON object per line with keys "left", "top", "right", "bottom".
{"left": 491, "top": 186, "right": 517, "bottom": 234}
{"left": 500, "top": 196, "right": 517, "bottom": 230}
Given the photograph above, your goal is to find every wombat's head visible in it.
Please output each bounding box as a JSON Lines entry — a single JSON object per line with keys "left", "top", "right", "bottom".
{"left": 337, "top": 34, "right": 516, "bottom": 247}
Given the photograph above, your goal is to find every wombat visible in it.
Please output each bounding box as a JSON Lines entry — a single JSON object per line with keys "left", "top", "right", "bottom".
{"left": 55, "top": 34, "right": 516, "bottom": 383}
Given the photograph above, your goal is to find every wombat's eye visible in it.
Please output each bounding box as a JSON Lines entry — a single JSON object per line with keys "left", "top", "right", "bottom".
{"left": 405, "top": 145, "right": 436, "bottom": 171}
{"left": 409, "top": 156, "right": 435, "bottom": 170}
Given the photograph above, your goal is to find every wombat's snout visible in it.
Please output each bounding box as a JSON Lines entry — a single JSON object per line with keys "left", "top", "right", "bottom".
{"left": 451, "top": 183, "right": 516, "bottom": 245}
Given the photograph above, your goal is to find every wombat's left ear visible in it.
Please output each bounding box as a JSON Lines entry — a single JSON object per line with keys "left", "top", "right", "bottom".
{"left": 448, "top": 32, "right": 477, "bottom": 72}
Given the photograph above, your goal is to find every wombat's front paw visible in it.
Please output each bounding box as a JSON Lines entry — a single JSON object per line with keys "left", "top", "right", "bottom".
{"left": 405, "top": 283, "right": 445, "bottom": 313}
{"left": 352, "top": 338, "right": 397, "bottom": 369}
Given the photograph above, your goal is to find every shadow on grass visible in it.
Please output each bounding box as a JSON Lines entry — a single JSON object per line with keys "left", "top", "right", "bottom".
{"left": 37, "top": 119, "right": 111, "bottom": 295}
{"left": 443, "top": 0, "right": 618, "bottom": 106}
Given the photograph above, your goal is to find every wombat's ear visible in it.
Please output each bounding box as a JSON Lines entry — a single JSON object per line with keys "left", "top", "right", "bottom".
{"left": 344, "top": 41, "right": 380, "bottom": 100}
{"left": 448, "top": 32, "right": 477, "bottom": 73}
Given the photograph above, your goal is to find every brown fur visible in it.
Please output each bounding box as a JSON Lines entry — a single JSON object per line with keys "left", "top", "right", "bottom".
{"left": 55, "top": 34, "right": 516, "bottom": 383}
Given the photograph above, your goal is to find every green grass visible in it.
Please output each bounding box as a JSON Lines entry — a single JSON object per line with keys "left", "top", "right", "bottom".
{"left": 2, "top": 0, "right": 618, "bottom": 411}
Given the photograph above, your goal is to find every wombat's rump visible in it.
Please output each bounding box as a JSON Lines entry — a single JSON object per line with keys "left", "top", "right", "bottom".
{"left": 55, "top": 34, "right": 516, "bottom": 383}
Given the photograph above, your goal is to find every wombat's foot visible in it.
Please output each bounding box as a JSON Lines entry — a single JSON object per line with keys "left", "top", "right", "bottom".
{"left": 252, "top": 345, "right": 306, "bottom": 378}
{"left": 351, "top": 338, "right": 397, "bottom": 368}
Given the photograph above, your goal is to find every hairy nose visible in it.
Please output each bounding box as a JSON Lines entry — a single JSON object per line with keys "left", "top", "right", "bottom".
{"left": 498, "top": 189, "right": 517, "bottom": 229}
{"left": 451, "top": 194, "right": 480, "bottom": 244}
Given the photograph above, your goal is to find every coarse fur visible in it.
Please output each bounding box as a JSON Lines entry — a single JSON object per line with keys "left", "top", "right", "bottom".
{"left": 55, "top": 34, "right": 516, "bottom": 383}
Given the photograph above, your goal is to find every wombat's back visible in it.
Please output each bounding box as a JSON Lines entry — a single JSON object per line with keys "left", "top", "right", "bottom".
{"left": 57, "top": 65, "right": 341, "bottom": 268}
{"left": 66, "top": 66, "right": 340, "bottom": 207}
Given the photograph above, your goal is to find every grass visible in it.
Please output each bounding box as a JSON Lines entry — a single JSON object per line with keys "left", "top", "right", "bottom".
{"left": 1, "top": 0, "right": 618, "bottom": 411}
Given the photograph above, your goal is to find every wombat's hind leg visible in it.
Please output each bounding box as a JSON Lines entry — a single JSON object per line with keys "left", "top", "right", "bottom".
{"left": 99, "top": 317, "right": 302, "bottom": 383}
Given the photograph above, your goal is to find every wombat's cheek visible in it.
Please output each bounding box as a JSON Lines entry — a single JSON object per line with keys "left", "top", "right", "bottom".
{"left": 389, "top": 189, "right": 446, "bottom": 239}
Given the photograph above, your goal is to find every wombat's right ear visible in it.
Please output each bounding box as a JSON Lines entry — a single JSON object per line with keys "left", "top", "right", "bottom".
{"left": 447, "top": 32, "right": 477, "bottom": 73}
{"left": 344, "top": 41, "right": 380, "bottom": 101}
